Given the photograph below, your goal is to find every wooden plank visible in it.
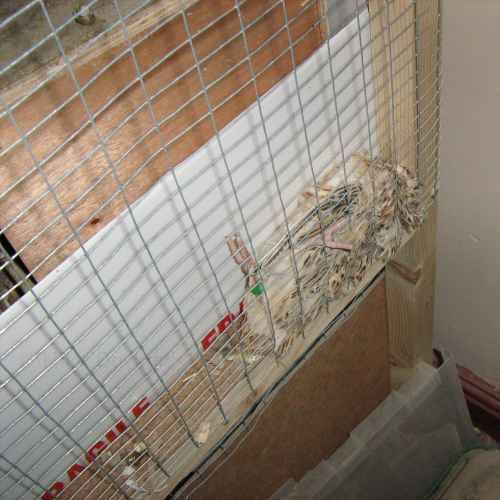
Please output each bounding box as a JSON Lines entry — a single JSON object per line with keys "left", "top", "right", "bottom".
{"left": 0, "top": 1, "right": 198, "bottom": 104}
{"left": 368, "top": 0, "right": 417, "bottom": 172}
{"left": 179, "top": 278, "right": 390, "bottom": 500}
{"left": 0, "top": 0, "right": 324, "bottom": 280}
{"left": 367, "top": 0, "right": 394, "bottom": 161}
{"left": 416, "top": 0, "right": 440, "bottom": 192}
{"left": 386, "top": 202, "right": 436, "bottom": 371}
{"left": 369, "top": 0, "right": 439, "bottom": 380}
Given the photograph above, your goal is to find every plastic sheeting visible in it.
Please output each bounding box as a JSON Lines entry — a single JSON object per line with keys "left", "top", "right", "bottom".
{"left": 269, "top": 353, "right": 479, "bottom": 500}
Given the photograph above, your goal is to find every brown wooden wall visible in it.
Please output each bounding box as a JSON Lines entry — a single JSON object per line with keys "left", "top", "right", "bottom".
{"left": 0, "top": 0, "right": 324, "bottom": 279}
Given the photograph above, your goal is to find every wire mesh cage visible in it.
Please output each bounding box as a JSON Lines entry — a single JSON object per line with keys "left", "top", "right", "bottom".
{"left": 0, "top": 0, "right": 440, "bottom": 498}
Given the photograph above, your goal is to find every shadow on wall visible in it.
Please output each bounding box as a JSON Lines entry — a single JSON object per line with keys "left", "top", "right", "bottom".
{"left": 327, "top": 0, "right": 358, "bottom": 36}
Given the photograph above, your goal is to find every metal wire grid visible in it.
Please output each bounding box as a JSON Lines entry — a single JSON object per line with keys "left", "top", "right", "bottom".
{"left": 0, "top": 0, "right": 324, "bottom": 294}
{"left": 1, "top": 31, "right": 438, "bottom": 500}
{"left": 0, "top": 0, "right": 441, "bottom": 498}
{"left": 0, "top": 0, "right": 435, "bottom": 296}
{"left": 3, "top": 4, "right": 440, "bottom": 500}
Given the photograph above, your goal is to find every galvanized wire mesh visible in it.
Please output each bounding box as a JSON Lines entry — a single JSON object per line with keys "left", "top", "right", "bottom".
{"left": 0, "top": 0, "right": 440, "bottom": 498}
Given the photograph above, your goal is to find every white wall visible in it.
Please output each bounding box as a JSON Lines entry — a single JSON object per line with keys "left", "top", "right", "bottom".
{"left": 436, "top": 0, "right": 500, "bottom": 386}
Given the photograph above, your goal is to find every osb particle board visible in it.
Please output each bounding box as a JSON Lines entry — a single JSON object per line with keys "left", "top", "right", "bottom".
{"left": 0, "top": 0, "right": 323, "bottom": 280}
{"left": 180, "top": 278, "right": 390, "bottom": 500}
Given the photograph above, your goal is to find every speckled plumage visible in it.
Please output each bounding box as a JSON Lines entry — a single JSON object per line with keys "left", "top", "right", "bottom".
{"left": 232, "top": 153, "right": 423, "bottom": 357}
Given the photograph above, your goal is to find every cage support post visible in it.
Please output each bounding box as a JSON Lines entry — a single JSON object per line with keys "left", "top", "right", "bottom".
{"left": 369, "top": 0, "right": 439, "bottom": 385}
{"left": 386, "top": 204, "right": 437, "bottom": 385}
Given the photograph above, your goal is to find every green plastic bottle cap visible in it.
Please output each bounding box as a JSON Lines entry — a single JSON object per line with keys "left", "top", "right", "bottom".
{"left": 250, "top": 283, "right": 265, "bottom": 296}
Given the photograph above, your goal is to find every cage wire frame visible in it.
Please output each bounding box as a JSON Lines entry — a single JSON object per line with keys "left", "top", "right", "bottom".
{"left": 0, "top": 0, "right": 441, "bottom": 498}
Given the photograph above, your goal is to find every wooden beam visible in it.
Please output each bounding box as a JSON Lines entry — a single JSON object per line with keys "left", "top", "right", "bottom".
{"left": 368, "top": 0, "right": 417, "bottom": 171}
{"left": 0, "top": 0, "right": 324, "bottom": 280}
{"left": 369, "top": 0, "right": 439, "bottom": 379}
{"left": 0, "top": 1, "right": 199, "bottom": 105}
{"left": 416, "top": 0, "right": 441, "bottom": 193}
{"left": 386, "top": 202, "right": 436, "bottom": 370}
